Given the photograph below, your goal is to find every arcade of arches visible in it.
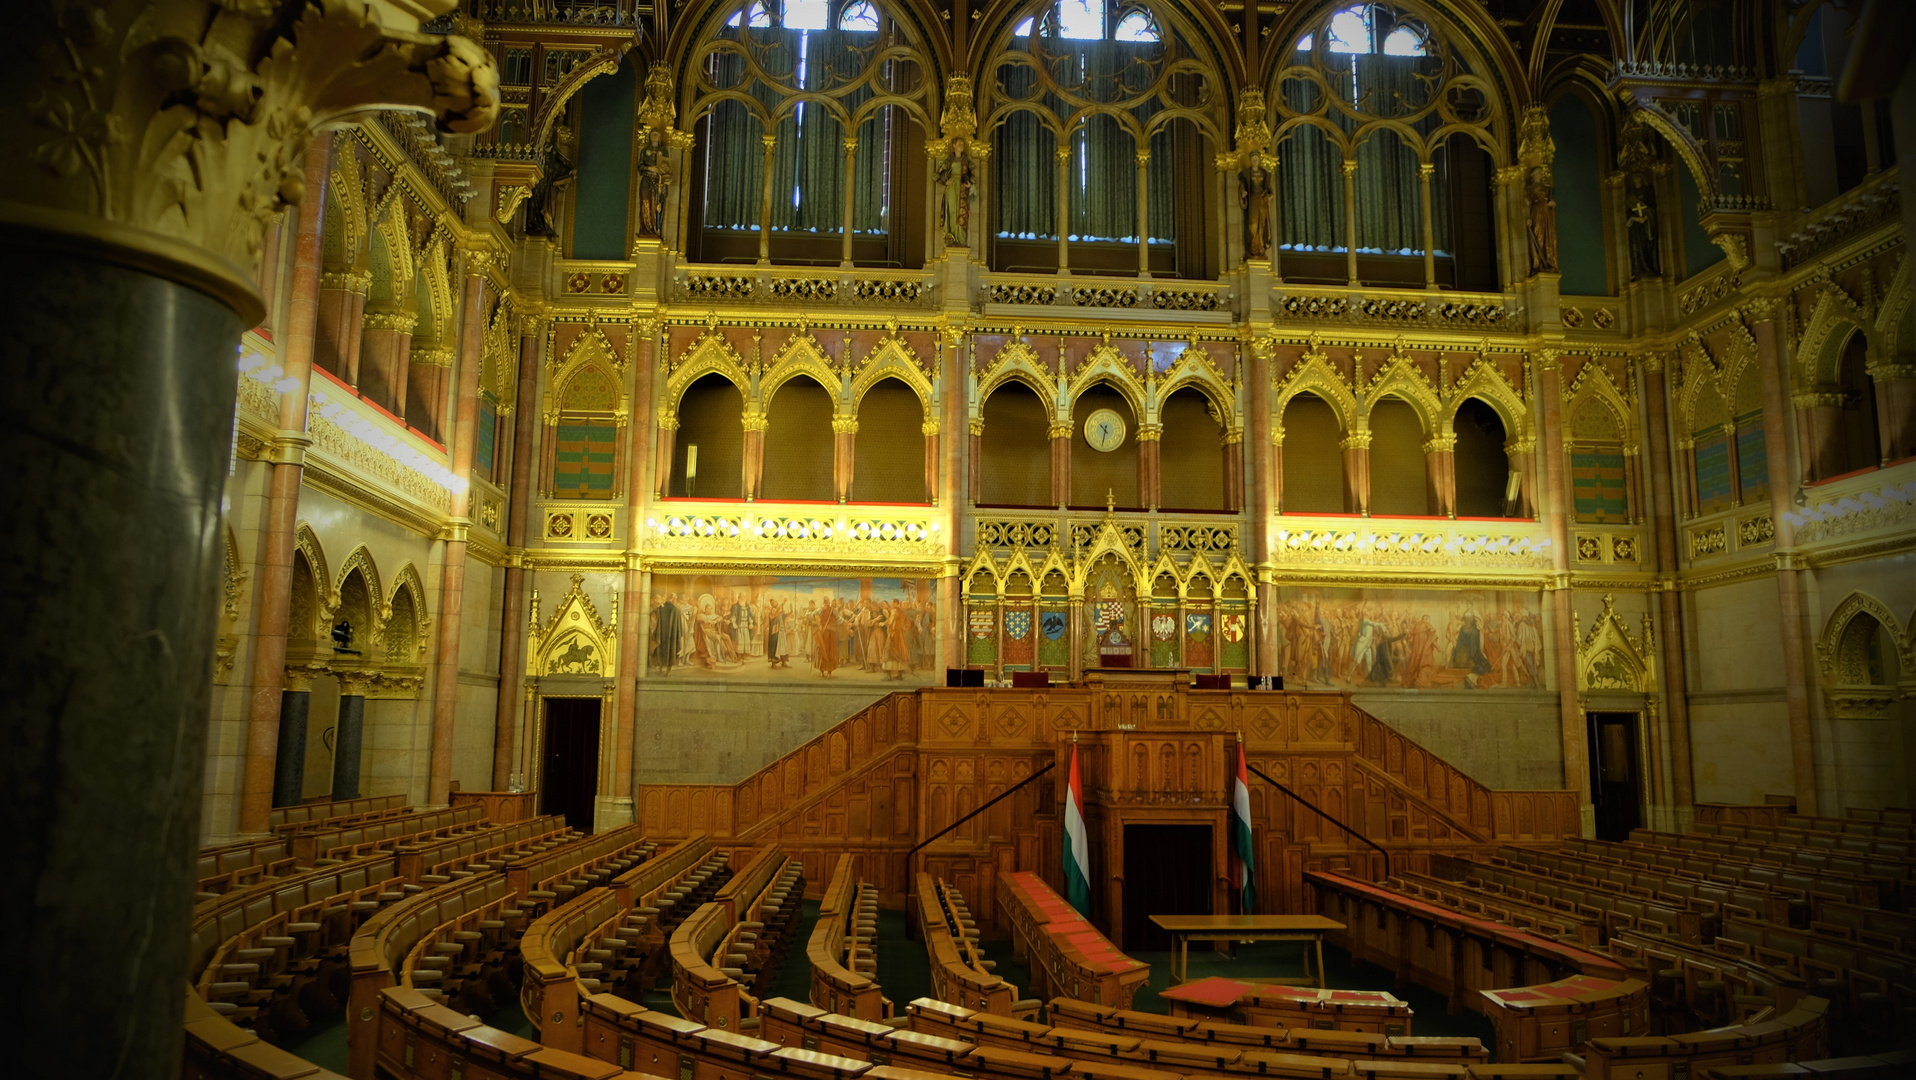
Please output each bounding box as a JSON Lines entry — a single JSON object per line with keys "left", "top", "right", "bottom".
{"left": 4, "top": 0, "right": 1916, "bottom": 1076}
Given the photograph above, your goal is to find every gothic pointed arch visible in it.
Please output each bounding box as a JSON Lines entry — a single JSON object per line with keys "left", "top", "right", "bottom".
{"left": 1273, "top": 342, "right": 1359, "bottom": 431}
{"left": 1444, "top": 354, "right": 1530, "bottom": 441}
{"left": 1066, "top": 344, "right": 1148, "bottom": 421}
{"left": 762, "top": 331, "right": 848, "bottom": 412}
{"left": 334, "top": 545, "right": 387, "bottom": 627}
{"left": 386, "top": 563, "right": 432, "bottom": 665}
{"left": 529, "top": 574, "right": 619, "bottom": 678}
{"left": 850, "top": 335, "right": 935, "bottom": 412}
{"left": 1362, "top": 350, "right": 1442, "bottom": 435}
{"left": 1154, "top": 344, "right": 1240, "bottom": 431}
{"left": 662, "top": 327, "right": 751, "bottom": 421}
{"left": 974, "top": 338, "right": 1059, "bottom": 422}
{"left": 1576, "top": 594, "right": 1655, "bottom": 692}
{"left": 294, "top": 524, "right": 336, "bottom": 616}
{"left": 1796, "top": 285, "right": 1872, "bottom": 391}
{"left": 1818, "top": 592, "right": 1911, "bottom": 681}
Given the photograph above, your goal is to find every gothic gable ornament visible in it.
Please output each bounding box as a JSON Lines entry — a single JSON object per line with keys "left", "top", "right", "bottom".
{"left": 1575, "top": 595, "right": 1655, "bottom": 693}
{"left": 529, "top": 574, "right": 618, "bottom": 678}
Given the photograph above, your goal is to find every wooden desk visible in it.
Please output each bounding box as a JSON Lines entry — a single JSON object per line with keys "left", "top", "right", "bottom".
{"left": 1148, "top": 915, "right": 1345, "bottom": 986}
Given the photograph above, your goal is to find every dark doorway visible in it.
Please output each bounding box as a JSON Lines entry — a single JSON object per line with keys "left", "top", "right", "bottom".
{"left": 1123, "top": 824, "right": 1212, "bottom": 951}
{"left": 1587, "top": 712, "right": 1643, "bottom": 842}
{"left": 541, "top": 697, "right": 602, "bottom": 834}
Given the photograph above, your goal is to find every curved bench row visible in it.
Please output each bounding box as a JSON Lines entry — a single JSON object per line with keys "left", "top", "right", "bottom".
{"left": 397, "top": 814, "right": 576, "bottom": 884}
{"left": 270, "top": 793, "right": 407, "bottom": 834}
{"left": 813, "top": 857, "right": 888, "bottom": 1021}
{"left": 997, "top": 872, "right": 1149, "bottom": 1011}
{"left": 1571, "top": 996, "right": 1828, "bottom": 1080}
{"left": 346, "top": 870, "right": 526, "bottom": 1076}
{"left": 914, "top": 873, "right": 1023, "bottom": 1017}
{"left": 507, "top": 822, "right": 659, "bottom": 914}
{"left": 295, "top": 804, "right": 485, "bottom": 864}
{"left": 198, "top": 837, "right": 300, "bottom": 898}
{"left": 669, "top": 846, "right": 802, "bottom": 1031}
{"left": 1016, "top": 997, "right": 1472, "bottom": 1062}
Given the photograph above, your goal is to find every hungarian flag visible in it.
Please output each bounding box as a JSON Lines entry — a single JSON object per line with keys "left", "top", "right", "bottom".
{"left": 1063, "top": 742, "right": 1091, "bottom": 916}
{"left": 1230, "top": 740, "right": 1256, "bottom": 913}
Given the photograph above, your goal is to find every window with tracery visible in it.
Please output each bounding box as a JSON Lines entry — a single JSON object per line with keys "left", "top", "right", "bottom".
{"left": 1271, "top": 2, "right": 1501, "bottom": 289}
{"left": 685, "top": 0, "right": 933, "bottom": 266}
{"left": 985, "top": 0, "right": 1222, "bottom": 278}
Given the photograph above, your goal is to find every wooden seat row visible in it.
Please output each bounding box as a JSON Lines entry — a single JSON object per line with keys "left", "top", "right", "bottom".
{"left": 1714, "top": 916, "right": 1916, "bottom": 1019}
{"left": 915, "top": 873, "right": 1022, "bottom": 1017}
{"left": 669, "top": 846, "right": 804, "bottom": 1032}
{"left": 1845, "top": 807, "right": 1915, "bottom": 826}
{"left": 1388, "top": 871, "right": 1606, "bottom": 947}
{"left": 397, "top": 814, "right": 576, "bottom": 884}
{"left": 813, "top": 856, "right": 890, "bottom": 1021}
{"left": 996, "top": 871, "right": 1149, "bottom": 1011}
{"left": 183, "top": 985, "right": 350, "bottom": 1080}
{"left": 1602, "top": 928, "right": 1807, "bottom": 1032}
{"left": 1487, "top": 847, "right": 1802, "bottom": 929}
{"left": 294, "top": 804, "right": 485, "bottom": 864}
{"left": 506, "top": 822, "right": 657, "bottom": 912}
{"left": 1614, "top": 832, "right": 1906, "bottom": 909}
{"left": 1783, "top": 812, "right": 1916, "bottom": 842}
{"left": 1700, "top": 1048, "right": 1916, "bottom": 1077}
{"left": 1305, "top": 870, "right": 1628, "bottom": 1016}
{"left": 1043, "top": 993, "right": 1443, "bottom": 1053}
{"left": 1698, "top": 822, "right": 1916, "bottom": 864}
{"left": 199, "top": 838, "right": 302, "bottom": 898}
{"left": 523, "top": 887, "right": 634, "bottom": 1054}
{"left": 1477, "top": 975, "right": 1650, "bottom": 1062}
{"left": 572, "top": 991, "right": 1526, "bottom": 1080}
{"left": 1436, "top": 857, "right": 1720, "bottom": 945}
{"left": 1553, "top": 838, "right": 1875, "bottom": 917}
{"left": 187, "top": 852, "right": 411, "bottom": 1073}
{"left": 1571, "top": 995, "right": 1830, "bottom": 1080}
{"left": 346, "top": 871, "right": 524, "bottom": 1077}
{"left": 269, "top": 793, "right": 407, "bottom": 834}
{"left": 375, "top": 985, "right": 667, "bottom": 1080}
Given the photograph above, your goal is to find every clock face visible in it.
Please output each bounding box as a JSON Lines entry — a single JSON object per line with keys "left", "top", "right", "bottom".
{"left": 1083, "top": 408, "right": 1126, "bottom": 452}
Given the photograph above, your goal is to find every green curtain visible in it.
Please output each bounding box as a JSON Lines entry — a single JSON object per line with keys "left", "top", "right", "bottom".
{"left": 1146, "top": 123, "right": 1178, "bottom": 244}
{"left": 700, "top": 46, "right": 766, "bottom": 231}
{"left": 1278, "top": 121, "right": 1345, "bottom": 250}
{"left": 851, "top": 107, "right": 891, "bottom": 235}
{"left": 1070, "top": 114, "right": 1138, "bottom": 242}
{"left": 1355, "top": 129, "right": 1421, "bottom": 253}
{"left": 996, "top": 103, "right": 1058, "bottom": 240}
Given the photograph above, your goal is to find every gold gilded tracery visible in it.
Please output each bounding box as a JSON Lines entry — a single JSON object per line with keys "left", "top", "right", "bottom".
{"left": 529, "top": 574, "right": 620, "bottom": 678}
{"left": 970, "top": 332, "right": 1242, "bottom": 434}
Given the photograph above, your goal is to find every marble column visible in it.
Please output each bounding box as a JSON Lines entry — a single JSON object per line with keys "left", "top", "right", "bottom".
{"left": 1536, "top": 353, "right": 1592, "bottom": 831}
{"left": 833, "top": 419, "right": 856, "bottom": 503}
{"left": 1137, "top": 426, "right": 1161, "bottom": 509}
{"left": 317, "top": 270, "right": 369, "bottom": 384}
{"left": 1222, "top": 432, "right": 1245, "bottom": 512}
{"left": 1425, "top": 435, "right": 1457, "bottom": 517}
{"left": 407, "top": 343, "right": 454, "bottom": 444}
{"left": 243, "top": 139, "right": 331, "bottom": 831}
{"left": 1795, "top": 394, "right": 1845, "bottom": 481}
{"left": 331, "top": 687, "right": 367, "bottom": 800}
{"left": 272, "top": 688, "right": 310, "bottom": 807}
{"left": 1641, "top": 356, "right": 1696, "bottom": 821}
{"left": 1340, "top": 430, "right": 1371, "bottom": 515}
{"left": 494, "top": 326, "right": 542, "bottom": 789}
{"left": 742, "top": 414, "right": 767, "bottom": 500}
{"left": 1877, "top": 366, "right": 1915, "bottom": 461}
{"left": 0, "top": 9, "right": 496, "bottom": 1072}
{"left": 1271, "top": 434, "right": 1285, "bottom": 514}
{"left": 1751, "top": 304, "right": 1819, "bottom": 814}
{"left": 429, "top": 266, "right": 491, "bottom": 806}
{"left": 1049, "top": 423, "right": 1072, "bottom": 507}
{"left": 655, "top": 418, "right": 678, "bottom": 498}
{"left": 968, "top": 420, "right": 984, "bottom": 504}
{"left": 358, "top": 307, "right": 415, "bottom": 418}
{"left": 924, "top": 424, "right": 940, "bottom": 504}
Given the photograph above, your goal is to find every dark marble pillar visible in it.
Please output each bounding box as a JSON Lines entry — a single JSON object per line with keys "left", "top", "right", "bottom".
{"left": 272, "top": 690, "right": 310, "bottom": 807}
{"left": 331, "top": 693, "right": 366, "bottom": 800}
{"left": 0, "top": 253, "right": 240, "bottom": 1077}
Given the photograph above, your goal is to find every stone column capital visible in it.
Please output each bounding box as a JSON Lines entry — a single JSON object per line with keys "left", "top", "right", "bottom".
{"left": 0, "top": 0, "right": 500, "bottom": 325}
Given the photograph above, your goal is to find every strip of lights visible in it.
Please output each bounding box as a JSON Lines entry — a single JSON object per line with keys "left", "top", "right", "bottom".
{"left": 238, "top": 346, "right": 467, "bottom": 496}
{"left": 1274, "top": 527, "right": 1552, "bottom": 558}
{"left": 646, "top": 514, "right": 939, "bottom": 542}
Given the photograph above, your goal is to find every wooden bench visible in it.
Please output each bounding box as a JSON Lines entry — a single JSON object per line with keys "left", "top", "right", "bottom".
{"left": 813, "top": 856, "right": 890, "bottom": 1021}
{"left": 504, "top": 822, "right": 658, "bottom": 915}
{"left": 668, "top": 846, "right": 805, "bottom": 1032}
{"left": 522, "top": 887, "right": 631, "bottom": 1053}
{"left": 914, "top": 872, "right": 1023, "bottom": 1017}
{"left": 375, "top": 985, "right": 661, "bottom": 1080}
{"left": 1305, "top": 870, "right": 1627, "bottom": 1018}
{"left": 1477, "top": 975, "right": 1649, "bottom": 1062}
{"left": 198, "top": 838, "right": 301, "bottom": 898}
{"left": 1440, "top": 856, "right": 1721, "bottom": 944}
{"left": 291, "top": 804, "right": 486, "bottom": 864}
{"left": 996, "top": 871, "right": 1149, "bottom": 1010}
{"left": 345, "top": 872, "right": 522, "bottom": 1077}
{"left": 396, "top": 814, "right": 576, "bottom": 884}
{"left": 1574, "top": 996, "right": 1830, "bottom": 1080}
{"left": 1614, "top": 832, "right": 1905, "bottom": 910}
{"left": 269, "top": 793, "right": 408, "bottom": 834}
{"left": 182, "top": 986, "right": 351, "bottom": 1080}
{"left": 1486, "top": 847, "right": 1801, "bottom": 928}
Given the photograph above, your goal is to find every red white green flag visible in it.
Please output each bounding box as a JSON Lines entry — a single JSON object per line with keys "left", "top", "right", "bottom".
{"left": 1064, "top": 741, "right": 1091, "bottom": 916}
{"left": 1230, "top": 740, "right": 1256, "bottom": 913}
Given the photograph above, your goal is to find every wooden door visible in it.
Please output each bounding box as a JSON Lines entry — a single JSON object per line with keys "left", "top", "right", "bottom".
{"left": 540, "top": 697, "right": 602, "bottom": 834}
{"left": 1587, "top": 712, "right": 1642, "bottom": 842}
{"left": 1122, "top": 824, "right": 1212, "bottom": 951}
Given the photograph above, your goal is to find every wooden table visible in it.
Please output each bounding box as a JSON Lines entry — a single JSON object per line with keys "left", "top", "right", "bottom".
{"left": 1148, "top": 914, "right": 1346, "bottom": 986}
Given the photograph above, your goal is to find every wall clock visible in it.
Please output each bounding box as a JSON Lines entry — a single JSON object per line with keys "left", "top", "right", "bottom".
{"left": 1083, "top": 408, "right": 1126, "bottom": 452}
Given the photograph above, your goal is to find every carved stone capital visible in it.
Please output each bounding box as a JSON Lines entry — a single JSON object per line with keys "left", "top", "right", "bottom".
{"left": 1340, "top": 431, "right": 1372, "bottom": 451}
{"left": 1740, "top": 296, "right": 1780, "bottom": 324}
{"left": 1047, "top": 421, "right": 1074, "bottom": 440}
{"left": 968, "top": 417, "right": 985, "bottom": 437}
{"left": 921, "top": 420, "right": 941, "bottom": 437}
{"left": 362, "top": 309, "right": 418, "bottom": 333}
{"left": 410, "top": 344, "right": 454, "bottom": 368}
{"left": 0, "top": 0, "right": 500, "bottom": 325}
{"left": 740, "top": 412, "right": 769, "bottom": 433}
{"left": 1422, "top": 435, "right": 1458, "bottom": 454}
{"left": 322, "top": 269, "right": 374, "bottom": 294}
{"left": 831, "top": 416, "right": 859, "bottom": 435}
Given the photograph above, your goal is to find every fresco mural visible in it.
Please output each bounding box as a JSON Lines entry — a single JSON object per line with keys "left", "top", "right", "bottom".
{"left": 648, "top": 575, "right": 938, "bottom": 683}
{"left": 1270, "top": 587, "right": 1546, "bottom": 690}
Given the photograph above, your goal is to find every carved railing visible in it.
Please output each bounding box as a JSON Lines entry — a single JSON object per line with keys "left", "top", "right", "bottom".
{"left": 980, "top": 272, "right": 1233, "bottom": 313}
{"left": 669, "top": 264, "right": 938, "bottom": 308}
{"left": 1272, "top": 286, "right": 1523, "bottom": 330}
{"left": 1350, "top": 708, "right": 1580, "bottom": 843}
{"left": 1777, "top": 170, "right": 1901, "bottom": 269}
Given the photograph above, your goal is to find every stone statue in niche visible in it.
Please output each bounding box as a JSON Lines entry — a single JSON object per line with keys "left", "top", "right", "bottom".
{"left": 938, "top": 141, "right": 974, "bottom": 247}
{"left": 1627, "top": 179, "right": 1661, "bottom": 278}
{"left": 1240, "top": 162, "right": 1273, "bottom": 261}
{"left": 331, "top": 620, "right": 359, "bottom": 655}
{"left": 1524, "top": 165, "right": 1558, "bottom": 274}
{"left": 635, "top": 126, "right": 669, "bottom": 239}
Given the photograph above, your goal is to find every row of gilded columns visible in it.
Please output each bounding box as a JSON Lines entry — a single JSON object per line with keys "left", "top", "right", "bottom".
{"left": 238, "top": 135, "right": 497, "bottom": 831}
{"left": 654, "top": 411, "right": 940, "bottom": 504}
{"left": 962, "top": 420, "right": 1248, "bottom": 511}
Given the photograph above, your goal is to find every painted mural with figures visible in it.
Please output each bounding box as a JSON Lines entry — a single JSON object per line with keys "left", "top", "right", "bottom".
{"left": 1271, "top": 587, "right": 1545, "bottom": 690}
{"left": 648, "top": 575, "right": 938, "bottom": 683}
